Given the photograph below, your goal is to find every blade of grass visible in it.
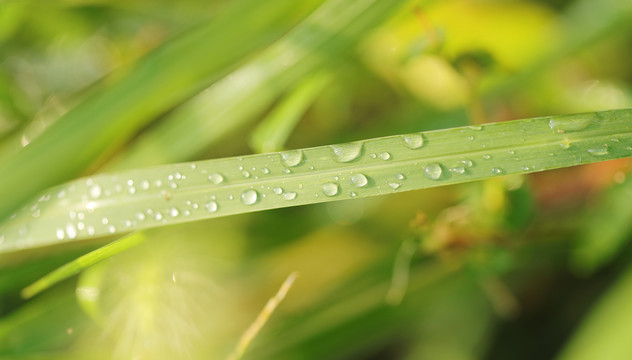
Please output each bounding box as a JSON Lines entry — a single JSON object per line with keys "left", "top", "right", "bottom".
{"left": 250, "top": 72, "right": 332, "bottom": 153}
{"left": 20, "top": 232, "right": 146, "bottom": 299}
{"left": 1, "top": 109, "right": 631, "bottom": 254}
{"left": 0, "top": 0, "right": 321, "bottom": 220}
{"left": 107, "top": 0, "right": 414, "bottom": 171}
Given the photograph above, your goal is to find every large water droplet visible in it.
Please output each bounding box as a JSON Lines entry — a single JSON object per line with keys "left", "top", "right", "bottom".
{"left": 241, "top": 189, "right": 258, "bottom": 205}
{"left": 206, "top": 201, "right": 218, "bottom": 213}
{"left": 322, "top": 182, "right": 340, "bottom": 196}
{"left": 281, "top": 150, "right": 303, "bottom": 167}
{"left": 379, "top": 152, "right": 391, "bottom": 160}
{"left": 424, "top": 163, "right": 443, "bottom": 180}
{"left": 88, "top": 184, "right": 102, "bottom": 199}
{"left": 402, "top": 133, "right": 424, "bottom": 149}
{"left": 208, "top": 173, "right": 224, "bottom": 184}
{"left": 587, "top": 145, "right": 608, "bottom": 156}
{"left": 350, "top": 174, "right": 369, "bottom": 188}
{"left": 331, "top": 142, "right": 363, "bottom": 162}
{"left": 549, "top": 117, "right": 593, "bottom": 133}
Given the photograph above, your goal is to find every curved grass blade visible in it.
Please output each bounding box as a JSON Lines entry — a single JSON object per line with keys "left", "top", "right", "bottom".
{"left": 0, "top": 0, "right": 321, "bottom": 220}
{"left": 1, "top": 109, "right": 631, "bottom": 254}
{"left": 21, "top": 232, "right": 146, "bottom": 299}
{"left": 107, "top": 0, "right": 413, "bottom": 171}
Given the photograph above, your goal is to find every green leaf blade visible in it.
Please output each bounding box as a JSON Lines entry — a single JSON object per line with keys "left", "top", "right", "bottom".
{"left": 1, "top": 109, "right": 631, "bottom": 254}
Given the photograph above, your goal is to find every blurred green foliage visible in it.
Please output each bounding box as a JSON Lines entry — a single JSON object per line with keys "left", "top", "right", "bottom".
{"left": 0, "top": 0, "right": 632, "bottom": 359}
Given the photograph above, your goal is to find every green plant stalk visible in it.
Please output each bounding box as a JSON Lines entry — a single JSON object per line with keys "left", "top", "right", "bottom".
{"left": 1, "top": 109, "right": 631, "bottom": 254}
{"left": 20, "top": 232, "right": 146, "bottom": 299}
{"left": 0, "top": 0, "right": 322, "bottom": 220}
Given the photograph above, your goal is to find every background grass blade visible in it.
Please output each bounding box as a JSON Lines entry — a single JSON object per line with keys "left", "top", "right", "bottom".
{"left": 0, "top": 0, "right": 321, "bottom": 220}
{"left": 1, "top": 109, "right": 630, "bottom": 254}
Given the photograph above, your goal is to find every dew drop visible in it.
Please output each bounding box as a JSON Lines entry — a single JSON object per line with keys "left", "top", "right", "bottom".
{"left": 548, "top": 118, "right": 593, "bottom": 133}
{"left": 128, "top": 187, "right": 136, "bottom": 195}
{"left": 242, "top": 170, "right": 251, "bottom": 178}
{"left": 322, "top": 182, "right": 340, "bottom": 196}
{"left": 140, "top": 180, "right": 150, "bottom": 190}
{"left": 379, "top": 152, "right": 391, "bottom": 160}
{"left": 87, "top": 226, "right": 95, "bottom": 235}
{"left": 389, "top": 182, "right": 401, "bottom": 190}
{"left": 135, "top": 212, "right": 146, "bottom": 221}
{"left": 483, "top": 154, "right": 492, "bottom": 160}
{"left": 492, "top": 168, "right": 504, "bottom": 175}
{"left": 468, "top": 136, "right": 474, "bottom": 141}
{"left": 89, "top": 184, "right": 102, "bottom": 199}
{"left": 281, "top": 150, "right": 303, "bottom": 167}
{"left": 273, "top": 187, "right": 283, "bottom": 195}
{"left": 169, "top": 207, "right": 179, "bottom": 217}
{"left": 424, "top": 163, "right": 443, "bottom": 180}
{"left": 508, "top": 150, "right": 515, "bottom": 155}
{"left": 469, "top": 125, "right": 483, "bottom": 131}
{"left": 208, "top": 173, "right": 224, "bottom": 184}
{"left": 154, "top": 212, "right": 163, "bottom": 221}
{"left": 56, "top": 228, "right": 65, "bottom": 240}
{"left": 350, "top": 192, "right": 358, "bottom": 197}
{"left": 350, "top": 174, "right": 369, "bottom": 188}
{"left": 461, "top": 159, "right": 474, "bottom": 167}
{"left": 560, "top": 139, "right": 571, "bottom": 149}
{"left": 587, "top": 145, "right": 609, "bottom": 156}
{"left": 402, "top": 133, "right": 424, "bottom": 149}
{"left": 450, "top": 167, "right": 466, "bottom": 174}
{"left": 395, "top": 173, "right": 405, "bottom": 180}
{"left": 108, "top": 225, "right": 116, "bottom": 233}
{"left": 241, "top": 189, "right": 258, "bottom": 205}
{"left": 331, "top": 142, "right": 363, "bottom": 162}
{"left": 282, "top": 192, "right": 297, "bottom": 200}
{"left": 261, "top": 167, "right": 270, "bottom": 174}
{"left": 206, "top": 201, "right": 218, "bottom": 213}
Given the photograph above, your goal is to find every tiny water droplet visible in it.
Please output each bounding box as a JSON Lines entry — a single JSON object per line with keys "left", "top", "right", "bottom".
{"left": 135, "top": 212, "right": 146, "bottom": 221}
{"left": 395, "top": 173, "right": 405, "bottom": 180}
{"left": 331, "top": 142, "right": 363, "bottom": 162}
{"left": 101, "top": 218, "right": 108, "bottom": 225}
{"left": 261, "top": 167, "right": 270, "bottom": 174}
{"left": 461, "top": 159, "right": 473, "bottom": 167}
{"left": 89, "top": 184, "right": 102, "bottom": 199}
{"left": 521, "top": 165, "right": 531, "bottom": 171}
{"left": 108, "top": 225, "right": 116, "bottom": 233}
{"left": 87, "top": 226, "right": 95, "bottom": 235}
{"left": 208, "top": 173, "right": 224, "bottom": 185}
{"left": 350, "top": 192, "right": 358, "bottom": 197}
{"left": 468, "top": 136, "right": 474, "bottom": 141}
{"left": 206, "top": 201, "right": 218, "bottom": 213}
{"left": 169, "top": 207, "right": 179, "bottom": 217}
{"left": 483, "top": 154, "right": 491, "bottom": 160}
{"left": 242, "top": 170, "right": 251, "bottom": 178}
{"left": 492, "top": 168, "right": 503, "bottom": 175}
{"left": 402, "top": 133, "right": 424, "bottom": 149}
{"left": 56, "top": 228, "right": 65, "bottom": 240}
{"left": 282, "top": 192, "right": 297, "bottom": 200}
{"left": 370, "top": 153, "right": 377, "bottom": 159}
{"left": 389, "top": 182, "right": 401, "bottom": 190}
{"left": 469, "top": 125, "right": 483, "bottom": 131}
{"left": 450, "top": 167, "right": 466, "bottom": 174}
{"left": 587, "top": 145, "right": 608, "bottom": 156}
{"left": 281, "top": 150, "right": 303, "bottom": 167}
{"left": 560, "top": 138, "right": 571, "bottom": 149}
{"left": 140, "top": 180, "right": 150, "bottom": 190}
{"left": 379, "top": 152, "right": 391, "bottom": 160}
{"left": 282, "top": 168, "right": 291, "bottom": 174}
{"left": 154, "top": 212, "right": 163, "bottom": 221}
{"left": 350, "top": 174, "right": 369, "bottom": 188}
{"left": 508, "top": 150, "right": 515, "bottom": 155}
{"left": 273, "top": 187, "right": 283, "bottom": 195}
{"left": 322, "top": 182, "right": 340, "bottom": 196}
{"left": 424, "top": 163, "right": 443, "bottom": 180}
{"left": 241, "top": 189, "right": 258, "bottom": 205}
{"left": 128, "top": 187, "right": 136, "bottom": 195}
